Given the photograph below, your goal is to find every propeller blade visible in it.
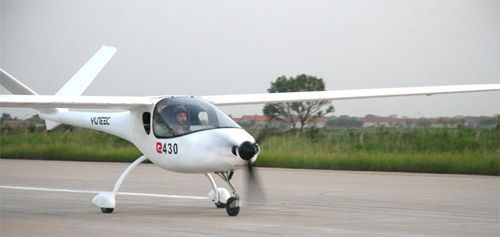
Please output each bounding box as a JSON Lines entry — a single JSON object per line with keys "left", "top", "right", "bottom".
{"left": 236, "top": 137, "right": 270, "bottom": 203}
{"left": 245, "top": 159, "right": 266, "bottom": 202}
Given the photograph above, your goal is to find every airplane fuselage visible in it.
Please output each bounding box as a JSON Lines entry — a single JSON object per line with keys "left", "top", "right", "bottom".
{"left": 40, "top": 96, "right": 257, "bottom": 173}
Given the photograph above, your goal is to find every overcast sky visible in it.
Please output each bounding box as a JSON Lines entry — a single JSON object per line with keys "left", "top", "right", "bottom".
{"left": 1, "top": 0, "right": 499, "bottom": 119}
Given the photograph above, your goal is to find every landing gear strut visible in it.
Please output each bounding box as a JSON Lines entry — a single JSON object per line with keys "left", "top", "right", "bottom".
{"left": 206, "top": 171, "right": 241, "bottom": 216}
{"left": 92, "top": 155, "right": 148, "bottom": 213}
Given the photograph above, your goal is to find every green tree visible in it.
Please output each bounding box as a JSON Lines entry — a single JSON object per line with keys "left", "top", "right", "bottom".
{"left": 263, "top": 74, "right": 334, "bottom": 130}
{"left": 1, "top": 113, "right": 13, "bottom": 125}
{"left": 326, "top": 115, "right": 363, "bottom": 128}
{"left": 27, "top": 114, "right": 44, "bottom": 124}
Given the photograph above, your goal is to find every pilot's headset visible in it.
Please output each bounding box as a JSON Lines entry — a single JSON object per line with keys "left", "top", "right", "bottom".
{"left": 172, "top": 106, "right": 189, "bottom": 124}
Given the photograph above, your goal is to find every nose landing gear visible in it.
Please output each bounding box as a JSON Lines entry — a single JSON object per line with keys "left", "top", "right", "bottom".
{"left": 206, "top": 171, "right": 241, "bottom": 216}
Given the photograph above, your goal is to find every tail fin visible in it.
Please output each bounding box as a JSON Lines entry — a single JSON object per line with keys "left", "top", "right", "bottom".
{"left": 45, "top": 45, "right": 117, "bottom": 130}
{"left": 0, "top": 45, "right": 117, "bottom": 130}
{"left": 1, "top": 68, "right": 59, "bottom": 129}
{"left": 0, "top": 68, "right": 39, "bottom": 95}
{"left": 55, "top": 45, "right": 117, "bottom": 96}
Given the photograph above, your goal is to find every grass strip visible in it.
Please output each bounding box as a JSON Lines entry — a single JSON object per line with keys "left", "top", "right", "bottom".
{"left": 1, "top": 126, "right": 498, "bottom": 175}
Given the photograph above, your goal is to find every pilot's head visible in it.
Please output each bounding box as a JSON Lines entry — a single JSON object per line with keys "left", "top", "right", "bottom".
{"left": 173, "top": 107, "right": 188, "bottom": 125}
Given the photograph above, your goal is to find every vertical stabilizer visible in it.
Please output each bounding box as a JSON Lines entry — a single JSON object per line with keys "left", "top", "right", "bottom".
{"left": 0, "top": 45, "right": 118, "bottom": 130}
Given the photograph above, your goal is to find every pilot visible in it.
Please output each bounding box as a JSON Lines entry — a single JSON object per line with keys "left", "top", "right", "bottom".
{"left": 172, "top": 107, "right": 190, "bottom": 134}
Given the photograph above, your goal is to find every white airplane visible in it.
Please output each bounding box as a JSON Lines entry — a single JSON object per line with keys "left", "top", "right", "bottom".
{"left": 1, "top": 46, "right": 499, "bottom": 216}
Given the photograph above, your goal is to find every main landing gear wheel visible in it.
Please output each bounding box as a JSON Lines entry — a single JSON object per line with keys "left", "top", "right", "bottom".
{"left": 101, "top": 208, "right": 114, "bottom": 213}
{"left": 226, "top": 197, "right": 240, "bottom": 216}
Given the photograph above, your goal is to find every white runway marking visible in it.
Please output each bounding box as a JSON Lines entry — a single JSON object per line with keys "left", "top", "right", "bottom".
{"left": 0, "top": 185, "right": 208, "bottom": 200}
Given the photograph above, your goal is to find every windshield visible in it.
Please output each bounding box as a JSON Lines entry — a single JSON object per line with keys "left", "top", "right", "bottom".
{"left": 153, "top": 97, "right": 240, "bottom": 138}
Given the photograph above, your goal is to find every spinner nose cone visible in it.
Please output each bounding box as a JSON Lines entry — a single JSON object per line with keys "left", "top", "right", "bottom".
{"left": 219, "top": 129, "right": 260, "bottom": 168}
{"left": 231, "top": 141, "right": 260, "bottom": 161}
{"left": 238, "top": 141, "right": 257, "bottom": 161}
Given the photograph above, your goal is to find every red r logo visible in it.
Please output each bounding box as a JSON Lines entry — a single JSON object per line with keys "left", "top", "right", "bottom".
{"left": 156, "top": 142, "right": 162, "bottom": 154}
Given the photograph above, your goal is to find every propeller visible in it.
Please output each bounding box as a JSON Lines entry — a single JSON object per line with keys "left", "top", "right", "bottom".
{"left": 235, "top": 130, "right": 273, "bottom": 202}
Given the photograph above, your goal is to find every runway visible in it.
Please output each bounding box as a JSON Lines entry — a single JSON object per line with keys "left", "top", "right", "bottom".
{"left": 1, "top": 159, "right": 498, "bottom": 236}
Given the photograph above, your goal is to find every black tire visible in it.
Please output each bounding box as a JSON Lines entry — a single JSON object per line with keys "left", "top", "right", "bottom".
{"left": 215, "top": 202, "right": 226, "bottom": 208}
{"left": 225, "top": 197, "right": 240, "bottom": 216}
{"left": 101, "top": 208, "right": 114, "bottom": 213}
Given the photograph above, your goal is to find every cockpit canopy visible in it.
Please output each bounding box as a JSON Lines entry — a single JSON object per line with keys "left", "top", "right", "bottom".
{"left": 153, "top": 97, "right": 240, "bottom": 138}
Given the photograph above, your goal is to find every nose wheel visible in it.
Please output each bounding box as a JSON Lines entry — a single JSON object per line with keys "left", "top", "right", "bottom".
{"left": 226, "top": 197, "right": 240, "bottom": 216}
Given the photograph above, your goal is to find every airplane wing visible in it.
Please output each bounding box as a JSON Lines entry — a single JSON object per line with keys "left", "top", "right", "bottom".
{"left": 202, "top": 84, "right": 500, "bottom": 106}
{"left": 1, "top": 84, "right": 499, "bottom": 109}
{"left": 2, "top": 44, "right": 498, "bottom": 109}
{"left": 0, "top": 95, "right": 153, "bottom": 109}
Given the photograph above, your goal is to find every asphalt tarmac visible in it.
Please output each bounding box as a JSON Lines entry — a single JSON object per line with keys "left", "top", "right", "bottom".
{"left": 1, "top": 159, "right": 498, "bottom": 236}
